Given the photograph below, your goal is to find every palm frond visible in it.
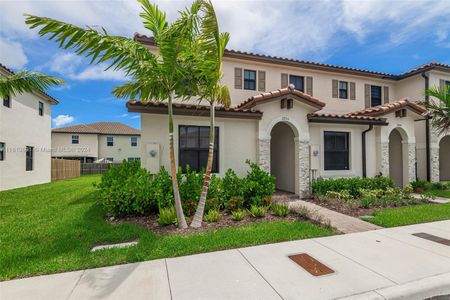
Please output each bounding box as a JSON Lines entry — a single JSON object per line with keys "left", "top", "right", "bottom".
{"left": 25, "top": 14, "right": 156, "bottom": 76}
{"left": 138, "top": 0, "right": 168, "bottom": 39}
{"left": 424, "top": 85, "right": 450, "bottom": 135}
{"left": 216, "top": 83, "right": 231, "bottom": 108}
{"left": 0, "top": 71, "right": 64, "bottom": 98}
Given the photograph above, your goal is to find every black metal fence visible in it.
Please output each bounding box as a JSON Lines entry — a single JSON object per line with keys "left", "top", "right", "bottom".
{"left": 80, "top": 163, "right": 121, "bottom": 175}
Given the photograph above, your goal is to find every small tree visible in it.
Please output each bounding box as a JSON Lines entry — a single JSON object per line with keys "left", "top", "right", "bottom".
{"left": 424, "top": 85, "right": 450, "bottom": 135}
{"left": 0, "top": 70, "right": 64, "bottom": 99}
{"left": 190, "top": 0, "right": 231, "bottom": 228}
{"left": 26, "top": 0, "right": 202, "bottom": 228}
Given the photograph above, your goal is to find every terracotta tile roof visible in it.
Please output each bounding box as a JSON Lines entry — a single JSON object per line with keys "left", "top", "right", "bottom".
{"left": 237, "top": 84, "right": 326, "bottom": 109}
{"left": 0, "top": 62, "right": 60, "bottom": 104}
{"left": 134, "top": 34, "right": 449, "bottom": 80}
{"left": 127, "top": 100, "right": 263, "bottom": 119}
{"left": 308, "top": 112, "right": 387, "bottom": 125}
{"left": 347, "top": 98, "right": 428, "bottom": 117}
{"left": 52, "top": 122, "right": 140, "bottom": 135}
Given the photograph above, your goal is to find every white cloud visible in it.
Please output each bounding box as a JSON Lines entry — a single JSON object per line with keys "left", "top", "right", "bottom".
{"left": 116, "top": 113, "right": 128, "bottom": 118}
{"left": 130, "top": 115, "right": 140, "bottom": 119}
{"left": 0, "top": 37, "right": 28, "bottom": 69}
{"left": 1, "top": 0, "right": 450, "bottom": 66}
{"left": 53, "top": 114, "right": 75, "bottom": 127}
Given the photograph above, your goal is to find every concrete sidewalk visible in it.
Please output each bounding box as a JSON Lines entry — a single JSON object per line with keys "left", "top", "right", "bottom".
{"left": 2, "top": 221, "right": 450, "bottom": 300}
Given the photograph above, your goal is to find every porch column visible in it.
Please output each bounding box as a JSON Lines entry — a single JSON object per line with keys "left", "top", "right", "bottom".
{"left": 297, "top": 138, "right": 310, "bottom": 198}
{"left": 379, "top": 141, "right": 389, "bottom": 177}
{"left": 430, "top": 144, "right": 440, "bottom": 182}
{"left": 407, "top": 142, "right": 417, "bottom": 183}
{"left": 258, "top": 137, "right": 271, "bottom": 173}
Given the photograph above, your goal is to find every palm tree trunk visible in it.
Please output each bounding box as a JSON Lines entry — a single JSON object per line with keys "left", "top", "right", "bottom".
{"left": 191, "top": 101, "right": 215, "bottom": 228}
{"left": 168, "top": 93, "right": 188, "bottom": 229}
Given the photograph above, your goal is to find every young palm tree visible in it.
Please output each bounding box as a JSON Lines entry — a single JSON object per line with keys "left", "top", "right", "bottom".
{"left": 0, "top": 70, "right": 64, "bottom": 99}
{"left": 190, "top": 0, "right": 231, "bottom": 228}
{"left": 25, "top": 0, "right": 202, "bottom": 228}
{"left": 424, "top": 85, "right": 450, "bottom": 135}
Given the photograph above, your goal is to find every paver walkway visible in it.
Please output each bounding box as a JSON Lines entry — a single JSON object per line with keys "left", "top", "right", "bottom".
{"left": 288, "top": 199, "right": 382, "bottom": 233}
{"left": 2, "top": 220, "right": 450, "bottom": 300}
{"left": 412, "top": 193, "right": 450, "bottom": 204}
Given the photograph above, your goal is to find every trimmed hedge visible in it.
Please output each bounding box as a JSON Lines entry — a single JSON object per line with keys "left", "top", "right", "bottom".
{"left": 312, "top": 177, "right": 394, "bottom": 198}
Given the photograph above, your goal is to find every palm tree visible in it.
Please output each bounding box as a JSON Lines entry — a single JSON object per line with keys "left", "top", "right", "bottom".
{"left": 190, "top": 0, "right": 230, "bottom": 228}
{"left": 25, "top": 0, "right": 202, "bottom": 228}
{"left": 424, "top": 85, "right": 450, "bottom": 135}
{"left": 0, "top": 71, "right": 64, "bottom": 99}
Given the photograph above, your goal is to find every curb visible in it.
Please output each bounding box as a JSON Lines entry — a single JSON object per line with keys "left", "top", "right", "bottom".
{"left": 338, "top": 272, "right": 450, "bottom": 300}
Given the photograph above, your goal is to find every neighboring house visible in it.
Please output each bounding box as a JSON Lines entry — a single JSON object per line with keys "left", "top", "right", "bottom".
{"left": 130, "top": 34, "right": 450, "bottom": 197}
{"left": 0, "top": 63, "right": 59, "bottom": 191}
{"left": 51, "top": 122, "right": 140, "bottom": 163}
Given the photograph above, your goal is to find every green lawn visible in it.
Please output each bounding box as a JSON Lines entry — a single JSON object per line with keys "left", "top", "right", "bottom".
{"left": 0, "top": 175, "right": 333, "bottom": 280}
{"left": 424, "top": 190, "right": 450, "bottom": 198}
{"left": 362, "top": 203, "right": 450, "bottom": 227}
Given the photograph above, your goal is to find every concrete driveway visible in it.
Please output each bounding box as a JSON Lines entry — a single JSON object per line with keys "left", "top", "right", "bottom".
{"left": 2, "top": 220, "right": 450, "bottom": 300}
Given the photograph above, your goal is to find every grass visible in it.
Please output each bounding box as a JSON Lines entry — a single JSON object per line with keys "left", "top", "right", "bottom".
{"left": 362, "top": 202, "right": 450, "bottom": 227}
{"left": 0, "top": 175, "right": 333, "bottom": 280}
{"left": 424, "top": 190, "right": 450, "bottom": 198}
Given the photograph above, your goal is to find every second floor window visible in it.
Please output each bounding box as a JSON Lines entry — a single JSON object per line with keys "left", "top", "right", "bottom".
{"left": 72, "top": 135, "right": 79, "bottom": 144}
{"left": 339, "top": 81, "right": 348, "bottom": 99}
{"left": 131, "top": 136, "right": 138, "bottom": 147}
{"left": 26, "top": 146, "right": 33, "bottom": 171}
{"left": 244, "top": 70, "right": 256, "bottom": 90}
{"left": 371, "top": 85, "right": 382, "bottom": 107}
{"left": 289, "top": 75, "right": 304, "bottom": 92}
{"left": 38, "top": 101, "right": 44, "bottom": 116}
{"left": 107, "top": 136, "right": 114, "bottom": 147}
{"left": 128, "top": 157, "right": 140, "bottom": 162}
{"left": 3, "top": 96, "right": 11, "bottom": 108}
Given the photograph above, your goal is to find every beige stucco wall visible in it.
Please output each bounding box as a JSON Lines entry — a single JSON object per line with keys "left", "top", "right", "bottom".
{"left": 51, "top": 133, "right": 99, "bottom": 158}
{"left": 0, "top": 90, "right": 53, "bottom": 190}
{"left": 222, "top": 58, "right": 397, "bottom": 114}
{"left": 98, "top": 135, "right": 141, "bottom": 162}
{"left": 140, "top": 114, "right": 258, "bottom": 177}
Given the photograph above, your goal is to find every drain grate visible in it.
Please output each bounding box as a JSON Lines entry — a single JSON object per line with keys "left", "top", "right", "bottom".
{"left": 288, "top": 253, "right": 334, "bottom": 276}
{"left": 412, "top": 233, "right": 450, "bottom": 246}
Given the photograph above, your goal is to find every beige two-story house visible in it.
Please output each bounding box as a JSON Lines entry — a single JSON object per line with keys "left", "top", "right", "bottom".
{"left": 52, "top": 122, "right": 141, "bottom": 163}
{"left": 129, "top": 34, "right": 450, "bottom": 197}
{"left": 0, "top": 63, "right": 59, "bottom": 191}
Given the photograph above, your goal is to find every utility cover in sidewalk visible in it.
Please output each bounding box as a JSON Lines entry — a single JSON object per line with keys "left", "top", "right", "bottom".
{"left": 91, "top": 240, "right": 138, "bottom": 252}
{"left": 412, "top": 233, "right": 450, "bottom": 246}
{"left": 288, "top": 253, "right": 334, "bottom": 276}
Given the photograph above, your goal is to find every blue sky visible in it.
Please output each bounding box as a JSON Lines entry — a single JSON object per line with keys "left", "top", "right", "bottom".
{"left": 1, "top": 0, "right": 449, "bottom": 129}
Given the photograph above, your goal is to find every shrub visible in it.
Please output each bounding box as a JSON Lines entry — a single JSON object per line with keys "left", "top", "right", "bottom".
{"left": 249, "top": 205, "right": 267, "bottom": 218}
{"left": 429, "top": 182, "right": 449, "bottom": 190}
{"left": 158, "top": 207, "right": 177, "bottom": 226}
{"left": 325, "top": 190, "right": 353, "bottom": 202}
{"left": 96, "top": 160, "right": 156, "bottom": 217}
{"left": 411, "top": 180, "right": 427, "bottom": 192}
{"left": 224, "top": 196, "right": 245, "bottom": 211}
{"left": 359, "top": 189, "right": 382, "bottom": 208}
{"left": 231, "top": 210, "right": 246, "bottom": 221}
{"left": 312, "top": 177, "right": 394, "bottom": 198}
{"left": 243, "top": 160, "right": 275, "bottom": 206}
{"left": 179, "top": 166, "right": 203, "bottom": 216}
{"left": 222, "top": 169, "right": 243, "bottom": 201}
{"left": 271, "top": 203, "right": 289, "bottom": 217}
{"left": 152, "top": 167, "right": 174, "bottom": 210}
{"left": 206, "top": 175, "right": 224, "bottom": 211}
{"left": 204, "top": 209, "right": 220, "bottom": 223}
{"left": 379, "top": 187, "right": 403, "bottom": 207}
{"left": 402, "top": 184, "right": 414, "bottom": 198}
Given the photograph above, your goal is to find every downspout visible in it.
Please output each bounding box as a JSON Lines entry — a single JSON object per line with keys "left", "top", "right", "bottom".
{"left": 362, "top": 125, "right": 373, "bottom": 178}
{"left": 421, "top": 72, "right": 430, "bottom": 181}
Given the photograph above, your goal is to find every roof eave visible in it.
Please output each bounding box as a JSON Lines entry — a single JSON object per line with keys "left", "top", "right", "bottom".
{"left": 308, "top": 115, "right": 388, "bottom": 126}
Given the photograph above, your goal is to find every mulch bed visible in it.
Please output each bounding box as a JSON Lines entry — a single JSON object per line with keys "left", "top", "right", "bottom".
{"left": 108, "top": 212, "right": 306, "bottom": 235}
{"left": 305, "top": 197, "right": 432, "bottom": 218}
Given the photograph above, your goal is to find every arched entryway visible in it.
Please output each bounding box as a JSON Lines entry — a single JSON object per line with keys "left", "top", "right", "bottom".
{"left": 270, "top": 122, "right": 295, "bottom": 193}
{"left": 439, "top": 135, "right": 450, "bottom": 181}
{"left": 388, "top": 128, "right": 408, "bottom": 186}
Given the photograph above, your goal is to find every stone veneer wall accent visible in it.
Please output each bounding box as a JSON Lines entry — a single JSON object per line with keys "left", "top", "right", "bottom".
{"left": 379, "top": 142, "right": 389, "bottom": 177}
{"left": 430, "top": 146, "right": 440, "bottom": 182}
{"left": 258, "top": 138, "right": 270, "bottom": 173}
{"left": 407, "top": 143, "right": 417, "bottom": 183}
{"left": 298, "top": 139, "right": 310, "bottom": 197}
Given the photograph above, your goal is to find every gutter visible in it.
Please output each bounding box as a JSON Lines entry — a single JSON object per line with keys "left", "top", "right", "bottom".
{"left": 421, "top": 72, "right": 431, "bottom": 181}
{"left": 362, "top": 125, "right": 373, "bottom": 178}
